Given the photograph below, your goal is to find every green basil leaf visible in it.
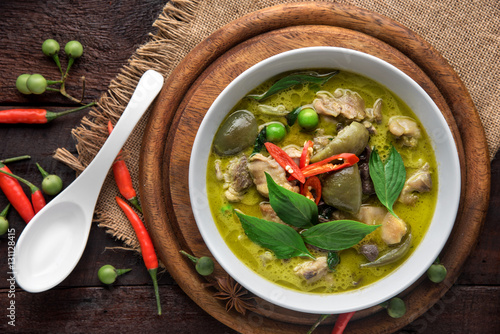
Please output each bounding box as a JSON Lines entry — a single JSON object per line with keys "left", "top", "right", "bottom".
{"left": 286, "top": 106, "right": 302, "bottom": 126}
{"left": 250, "top": 127, "right": 267, "bottom": 157}
{"left": 301, "top": 220, "right": 381, "bottom": 251}
{"left": 266, "top": 173, "right": 317, "bottom": 228}
{"left": 369, "top": 146, "right": 406, "bottom": 217}
{"left": 248, "top": 71, "right": 339, "bottom": 101}
{"left": 235, "top": 211, "right": 314, "bottom": 259}
{"left": 327, "top": 251, "right": 340, "bottom": 271}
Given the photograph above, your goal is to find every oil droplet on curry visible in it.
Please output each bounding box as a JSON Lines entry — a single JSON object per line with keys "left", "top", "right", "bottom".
{"left": 206, "top": 70, "right": 438, "bottom": 294}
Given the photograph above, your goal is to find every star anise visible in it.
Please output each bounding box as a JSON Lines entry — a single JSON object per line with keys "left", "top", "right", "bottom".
{"left": 211, "top": 274, "right": 255, "bottom": 315}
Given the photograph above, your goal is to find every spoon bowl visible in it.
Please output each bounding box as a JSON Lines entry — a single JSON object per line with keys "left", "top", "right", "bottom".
{"left": 14, "top": 70, "right": 164, "bottom": 293}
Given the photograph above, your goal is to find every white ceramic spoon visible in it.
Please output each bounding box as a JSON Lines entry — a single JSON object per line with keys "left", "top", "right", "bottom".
{"left": 13, "top": 70, "right": 164, "bottom": 293}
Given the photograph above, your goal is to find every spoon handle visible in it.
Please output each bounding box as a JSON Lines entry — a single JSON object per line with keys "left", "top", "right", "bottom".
{"left": 70, "top": 70, "right": 164, "bottom": 206}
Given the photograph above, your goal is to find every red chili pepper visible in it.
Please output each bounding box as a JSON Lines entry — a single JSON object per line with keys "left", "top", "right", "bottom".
{"left": 301, "top": 176, "right": 322, "bottom": 205}
{"left": 115, "top": 196, "right": 161, "bottom": 315}
{"left": 301, "top": 153, "right": 359, "bottom": 178}
{"left": 108, "top": 121, "right": 142, "bottom": 213}
{"left": 331, "top": 311, "right": 355, "bottom": 334}
{"left": 0, "top": 169, "right": 46, "bottom": 214}
{"left": 299, "top": 140, "right": 314, "bottom": 169}
{"left": 264, "top": 142, "right": 305, "bottom": 183}
{"left": 0, "top": 102, "right": 95, "bottom": 124}
{"left": 0, "top": 163, "right": 35, "bottom": 223}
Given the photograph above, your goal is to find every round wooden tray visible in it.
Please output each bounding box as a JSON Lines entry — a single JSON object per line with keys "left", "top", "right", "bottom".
{"left": 139, "top": 3, "right": 490, "bottom": 333}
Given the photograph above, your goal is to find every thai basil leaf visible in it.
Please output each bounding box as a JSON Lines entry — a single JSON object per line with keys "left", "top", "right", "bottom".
{"left": 266, "top": 173, "right": 317, "bottom": 228}
{"left": 248, "top": 71, "right": 339, "bottom": 101}
{"left": 286, "top": 106, "right": 302, "bottom": 126}
{"left": 235, "top": 211, "right": 314, "bottom": 260}
{"left": 369, "top": 146, "right": 406, "bottom": 217}
{"left": 250, "top": 127, "right": 267, "bottom": 157}
{"left": 301, "top": 220, "right": 381, "bottom": 251}
{"left": 327, "top": 251, "right": 340, "bottom": 271}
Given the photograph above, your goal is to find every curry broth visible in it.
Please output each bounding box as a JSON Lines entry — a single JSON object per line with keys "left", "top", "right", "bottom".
{"left": 206, "top": 70, "right": 438, "bottom": 294}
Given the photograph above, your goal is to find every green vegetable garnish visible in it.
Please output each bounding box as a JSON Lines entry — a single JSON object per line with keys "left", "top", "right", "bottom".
{"left": 251, "top": 127, "right": 267, "bottom": 157}
{"left": 286, "top": 106, "right": 302, "bottom": 126}
{"left": 266, "top": 173, "right": 317, "bottom": 228}
{"left": 248, "top": 71, "right": 339, "bottom": 101}
{"left": 236, "top": 174, "right": 381, "bottom": 260}
{"left": 235, "top": 211, "right": 314, "bottom": 260}
{"left": 301, "top": 220, "right": 381, "bottom": 251}
{"left": 369, "top": 146, "right": 406, "bottom": 218}
{"left": 327, "top": 251, "right": 340, "bottom": 271}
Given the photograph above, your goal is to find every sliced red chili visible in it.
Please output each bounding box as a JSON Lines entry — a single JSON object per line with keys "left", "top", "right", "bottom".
{"left": 301, "top": 176, "right": 322, "bottom": 205}
{"left": 264, "top": 142, "right": 305, "bottom": 183}
{"left": 299, "top": 140, "right": 314, "bottom": 169}
{"left": 301, "top": 153, "right": 359, "bottom": 178}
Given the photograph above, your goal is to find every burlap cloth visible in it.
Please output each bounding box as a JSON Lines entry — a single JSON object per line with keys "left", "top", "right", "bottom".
{"left": 54, "top": 0, "right": 499, "bottom": 254}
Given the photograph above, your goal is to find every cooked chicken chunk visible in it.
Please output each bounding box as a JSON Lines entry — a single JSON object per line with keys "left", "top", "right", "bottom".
{"left": 283, "top": 145, "right": 302, "bottom": 166}
{"left": 216, "top": 155, "right": 253, "bottom": 202}
{"left": 259, "top": 202, "right": 286, "bottom": 225}
{"left": 313, "top": 89, "right": 366, "bottom": 121}
{"left": 381, "top": 213, "right": 408, "bottom": 245}
{"left": 247, "top": 153, "right": 299, "bottom": 197}
{"left": 312, "top": 128, "right": 334, "bottom": 153}
{"left": 399, "top": 163, "right": 432, "bottom": 205}
{"left": 365, "top": 98, "right": 383, "bottom": 123}
{"left": 355, "top": 205, "right": 387, "bottom": 225}
{"left": 294, "top": 256, "right": 328, "bottom": 282}
{"left": 388, "top": 116, "right": 421, "bottom": 147}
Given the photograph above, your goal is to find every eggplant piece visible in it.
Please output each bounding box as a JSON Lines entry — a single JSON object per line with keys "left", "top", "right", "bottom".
{"left": 321, "top": 164, "right": 362, "bottom": 214}
{"left": 311, "top": 121, "right": 369, "bottom": 163}
{"left": 213, "top": 110, "right": 258, "bottom": 155}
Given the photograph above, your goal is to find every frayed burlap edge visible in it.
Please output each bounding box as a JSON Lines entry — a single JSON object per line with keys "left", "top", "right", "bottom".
{"left": 53, "top": 0, "right": 201, "bottom": 257}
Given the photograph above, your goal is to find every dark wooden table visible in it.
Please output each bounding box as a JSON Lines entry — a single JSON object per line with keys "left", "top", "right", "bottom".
{"left": 0, "top": 1, "right": 498, "bottom": 333}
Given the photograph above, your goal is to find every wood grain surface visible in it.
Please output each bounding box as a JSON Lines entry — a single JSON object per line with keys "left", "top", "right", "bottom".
{"left": 0, "top": 1, "right": 498, "bottom": 333}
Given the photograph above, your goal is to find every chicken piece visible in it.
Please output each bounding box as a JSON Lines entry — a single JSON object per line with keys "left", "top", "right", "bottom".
{"left": 219, "top": 155, "right": 253, "bottom": 202}
{"left": 294, "top": 256, "right": 328, "bottom": 283}
{"left": 259, "top": 202, "right": 286, "bottom": 225}
{"left": 282, "top": 145, "right": 302, "bottom": 166}
{"left": 365, "top": 98, "right": 383, "bottom": 123}
{"left": 247, "top": 153, "right": 299, "bottom": 197}
{"left": 381, "top": 213, "right": 408, "bottom": 245}
{"left": 214, "top": 159, "right": 224, "bottom": 181}
{"left": 313, "top": 89, "right": 366, "bottom": 121}
{"left": 355, "top": 205, "right": 387, "bottom": 225}
{"left": 312, "top": 128, "right": 334, "bottom": 153}
{"left": 399, "top": 163, "right": 432, "bottom": 205}
{"left": 388, "top": 116, "right": 421, "bottom": 147}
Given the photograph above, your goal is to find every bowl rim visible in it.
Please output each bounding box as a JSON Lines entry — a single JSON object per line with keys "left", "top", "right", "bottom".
{"left": 189, "top": 46, "right": 461, "bottom": 314}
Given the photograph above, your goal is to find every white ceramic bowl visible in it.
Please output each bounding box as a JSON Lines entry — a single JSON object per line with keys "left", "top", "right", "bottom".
{"left": 189, "top": 47, "right": 460, "bottom": 314}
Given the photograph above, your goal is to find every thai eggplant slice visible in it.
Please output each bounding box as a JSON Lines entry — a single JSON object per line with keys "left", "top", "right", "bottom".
{"left": 310, "top": 121, "right": 369, "bottom": 163}
{"left": 320, "top": 164, "right": 362, "bottom": 214}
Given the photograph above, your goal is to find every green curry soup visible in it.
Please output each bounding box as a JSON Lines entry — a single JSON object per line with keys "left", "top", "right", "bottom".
{"left": 206, "top": 70, "right": 438, "bottom": 294}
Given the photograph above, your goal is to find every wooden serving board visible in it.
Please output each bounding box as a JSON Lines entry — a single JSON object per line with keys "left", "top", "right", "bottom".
{"left": 139, "top": 3, "right": 490, "bottom": 333}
